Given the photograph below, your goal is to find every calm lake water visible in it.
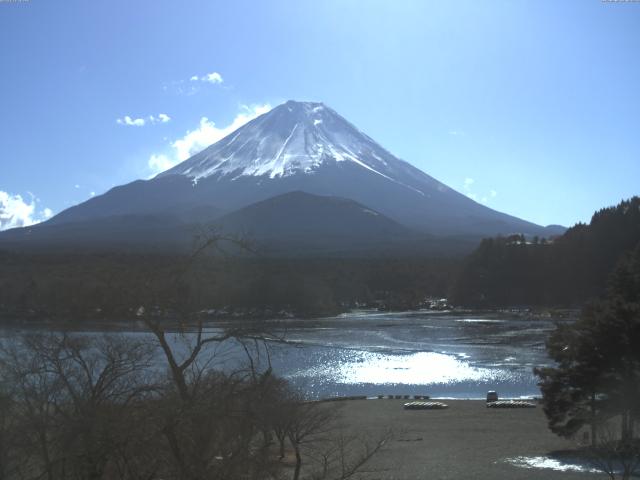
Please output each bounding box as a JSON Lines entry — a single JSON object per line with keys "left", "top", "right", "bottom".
{"left": 0, "top": 310, "right": 562, "bottom": 400}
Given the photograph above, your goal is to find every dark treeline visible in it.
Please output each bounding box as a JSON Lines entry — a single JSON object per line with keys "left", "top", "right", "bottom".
{"left": 5, "top": 197, "right": 638, "bottom": 320}
{"left": 0, "top": 251, "right": 459, "bottom": 322}
{"left": 452, "top": 197, "right": 640, "bottom": 308}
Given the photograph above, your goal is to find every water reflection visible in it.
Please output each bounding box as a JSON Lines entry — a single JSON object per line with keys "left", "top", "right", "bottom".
{"left": 506, "top": 456, "right": 602, "bottom": 474}
{"left": 325, "top": 351, "right": 509, "bottom": 385}
{"left": 0, "top": 310, "right": 566, "bottom": 399}
{"left": 265, "top": 310, "right": 560, "bottom": 398}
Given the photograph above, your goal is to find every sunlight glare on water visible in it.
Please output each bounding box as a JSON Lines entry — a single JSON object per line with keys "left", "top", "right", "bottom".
{"left": 311, "top": 351, "right": 512, "bottom": 385}
{"left": 506, "top": 456, "right": 601, "bottom": 474}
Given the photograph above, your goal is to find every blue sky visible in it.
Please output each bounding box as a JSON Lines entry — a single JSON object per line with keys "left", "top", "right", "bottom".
{"left": 1, "top": 0, "right": 639, "bottom": 230}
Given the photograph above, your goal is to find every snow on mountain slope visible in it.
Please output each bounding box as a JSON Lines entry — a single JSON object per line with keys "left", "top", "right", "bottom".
{"left": 159, "top": 100, "right": 431, "bottom": 196}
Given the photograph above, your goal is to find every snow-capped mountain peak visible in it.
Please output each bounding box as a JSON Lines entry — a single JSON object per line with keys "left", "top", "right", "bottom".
{"left": 159, "top": 100, "right": 411, "bottom": 183}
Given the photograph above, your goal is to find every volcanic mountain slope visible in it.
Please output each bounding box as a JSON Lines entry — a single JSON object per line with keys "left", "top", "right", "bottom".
{"left": 1, "top": 100, "right": 562, "bottom": 253}
{"left": 213, "top": 191, "right": 422, "bottom": 255}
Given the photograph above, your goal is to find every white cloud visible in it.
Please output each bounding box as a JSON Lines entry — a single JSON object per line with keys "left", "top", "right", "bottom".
{"left": 448, "top": 130, "right": 465, "bottom": 136}
{"left": 147, "top": 103, "right": 271, "bottom": 176}
{"left": 117, "top": 115, "right": 146, "bottom": 127}
{"left": 190, "top": 72, "right": 223, "bottom": 84}
{"left": 462, "top": 178, "right": 496, "bottom": 204}
{"left": 116, "top": 113, "right": 171, "bottom": 127}
{"left": 463, "top": 177, "right": 475, "bottom": 190}
{"left": 0, "top": 191, "right": 53, "bottom": 231}
{"left": 171, "top": 72, "right": 225, "bottom": 95}
{"left": 148, "top": 154, "right": 176, "bottom": 173}
{"left": 203, "top": 72, "right": 223, "bottom": 84}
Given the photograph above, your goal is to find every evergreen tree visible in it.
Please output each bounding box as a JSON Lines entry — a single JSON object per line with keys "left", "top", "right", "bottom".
{"left": 535, "top": 243, "right": 640, "bottom": 446}
{"left": 453, "top": 196, "right": 640, "bottom": 307}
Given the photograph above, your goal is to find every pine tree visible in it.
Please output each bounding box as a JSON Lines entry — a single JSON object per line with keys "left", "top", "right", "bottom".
{"left": 535, "top": 243, "right": 640, "bottom": 446}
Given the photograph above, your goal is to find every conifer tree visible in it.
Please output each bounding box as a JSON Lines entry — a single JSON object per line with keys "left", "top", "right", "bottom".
{"left": 536, "top": 243, "right": 640, "bottom": 447}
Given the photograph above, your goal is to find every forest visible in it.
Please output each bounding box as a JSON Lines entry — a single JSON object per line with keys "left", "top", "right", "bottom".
{"left": 452, "top": 197, "right": 640, "bottom": 308}
{"left": 1, "top": 197, "right": 639, "bottom": 322}
{"left": 0, "top": 251, "right": 458, "bottom": 323}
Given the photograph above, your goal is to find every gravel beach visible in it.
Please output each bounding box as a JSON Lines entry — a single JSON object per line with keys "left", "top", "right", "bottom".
{"left": 330, "top": 399, "right": 600, "bottom": 480}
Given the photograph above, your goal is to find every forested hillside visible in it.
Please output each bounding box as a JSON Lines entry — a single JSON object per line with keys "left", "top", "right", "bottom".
{"left": 452, "top": 197, "right": 640, "bottom": 307}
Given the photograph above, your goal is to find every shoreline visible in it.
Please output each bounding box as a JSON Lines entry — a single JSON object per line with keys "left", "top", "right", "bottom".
{"left": 320, "top": 395, "right": 542, "bottom": 402}
{"left": 0, "top": 306, "right": 578, "bottom": 331}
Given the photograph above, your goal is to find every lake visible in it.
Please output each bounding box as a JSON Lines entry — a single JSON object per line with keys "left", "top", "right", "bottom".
{"left": 260, "top": 310, "right": 561, "bottom": 399}
{"left": 0, "top": 310, "right": 562, "bottom": 400}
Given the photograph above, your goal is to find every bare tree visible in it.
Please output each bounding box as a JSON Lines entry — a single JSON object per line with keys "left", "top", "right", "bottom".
{"left": 286, "top": 401, "right": 338, "bottom": 480}
{"left": 0, "top": 333, "right": 155, "bottom": 480}
{"left": 133, "top": 230, "right": 292, "bottom": 479}
{"left": 309, "top": 430, "right": 392, "bottom": 480}
{"left": 273, "top": 398, "right": 392, "bottom": 480}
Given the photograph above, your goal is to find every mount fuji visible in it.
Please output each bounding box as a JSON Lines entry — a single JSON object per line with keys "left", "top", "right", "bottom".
{"left": 0, "top": 100, "right": 562, "bottom": 254}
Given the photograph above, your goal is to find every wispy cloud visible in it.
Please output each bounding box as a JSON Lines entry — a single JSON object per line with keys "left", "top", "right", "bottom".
{"left": 116, "top": 113, "right": 171, "bottom": 127}
{"left": 172, "top": 104, "right": 270, "bottom": 161}
{"left": 117, "top": 116, "right": 146, "bottom": 127}
{"left": 462, "top": 178, "right": 496, "bottom": 204}
{"left": 448, "top": 130, "right": 466, "bottom": 136}
{"left": 151, "top": 113, "right": 171, "bottom": 123}
{"left": 147, "top": 103, "right": 271, "bottom": 176}
{"left": 169, "top": 71, "right": 225, "bottom": 95}
{"left": 148, "top": 154, "right": 176, "bottom": 174}
{"left": 190, "top": 72, "right": 224, "bottom": 85}
{"left": 0, "top": 191, "right": 53, "bottom": 231}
